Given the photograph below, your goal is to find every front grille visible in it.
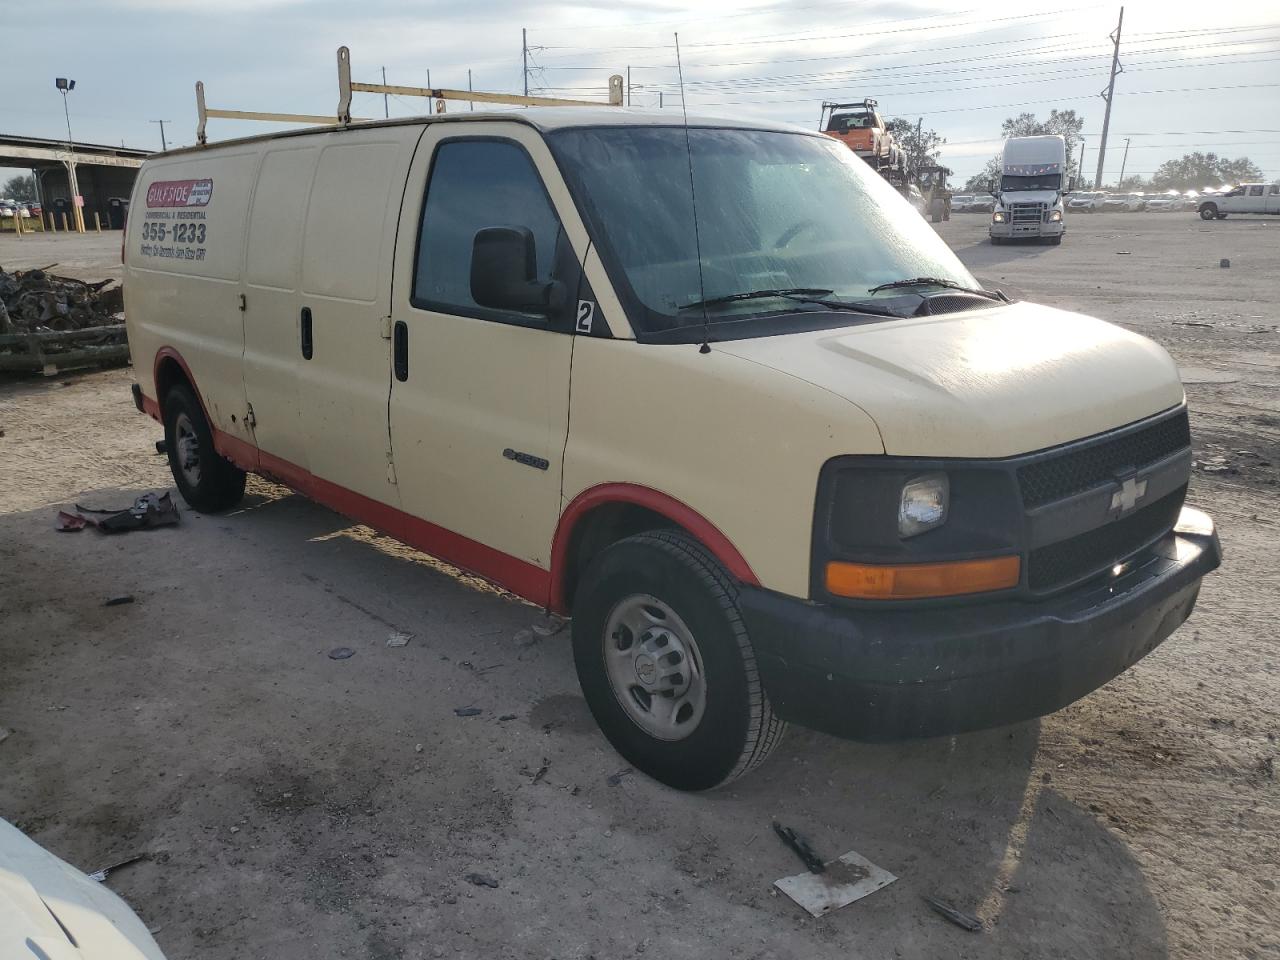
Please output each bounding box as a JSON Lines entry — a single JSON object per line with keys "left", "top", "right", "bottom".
{"left": 1027, "top": 485, "right": 1186, "bottom": 591}
{"left": 1018, "top": 411, "right": 1191, "bottom": 508}
{"left": 1010, "top": 202, "right": 1046, "bottom": 223}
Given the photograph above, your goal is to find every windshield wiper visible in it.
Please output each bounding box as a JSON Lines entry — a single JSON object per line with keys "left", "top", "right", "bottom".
{"left": 680, "top": 287, "right": 834, "bottom": 310}
{"left": 867, "top": 277, "right": 1004, "bottom": 301}
{"left": 679, "top": 287, "right": 899, "bottom": 318}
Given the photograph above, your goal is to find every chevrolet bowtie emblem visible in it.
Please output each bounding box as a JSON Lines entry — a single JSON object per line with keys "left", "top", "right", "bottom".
{"left": 1110, "top": 476, "right": 1148, "bottom": 514}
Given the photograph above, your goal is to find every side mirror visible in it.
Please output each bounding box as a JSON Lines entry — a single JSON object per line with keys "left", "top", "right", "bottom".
{"left": 987, "top": 179, "right": 997, "bottom": 196}
{"left": 470, "top": 226, "right": 555, "bottom": 314}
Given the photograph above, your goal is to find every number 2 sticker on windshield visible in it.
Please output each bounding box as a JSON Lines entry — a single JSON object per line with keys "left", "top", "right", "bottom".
{"left": 576, "top": 300, "right": 595, "bottom": 334}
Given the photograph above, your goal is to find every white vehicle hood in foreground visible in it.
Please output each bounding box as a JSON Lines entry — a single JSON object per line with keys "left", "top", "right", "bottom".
{"left": 0, "top": 820, "right": 165, "bottom": 960}
{"left": 717, "top": 301, "right": 1184, "bottom": 458}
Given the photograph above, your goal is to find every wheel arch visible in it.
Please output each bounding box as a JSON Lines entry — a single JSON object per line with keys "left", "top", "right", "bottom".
{"left": 549, "top": 484, "right": 759, "bottom": 615}
{"left": 153, "top": 346, "right": 201, "bottom": 417}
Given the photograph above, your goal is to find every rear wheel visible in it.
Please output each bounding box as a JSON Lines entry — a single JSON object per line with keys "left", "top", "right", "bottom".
{"left": 571, "top": 530, "right": 785, "bottom": 791}
{"left": 162, "top": 383, "right": 246, "bottom": 512}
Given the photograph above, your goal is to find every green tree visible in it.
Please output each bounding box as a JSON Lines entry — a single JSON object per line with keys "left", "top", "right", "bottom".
{"left": 964, "top": 155, "right": 1002, "bottom": 193}
{"left": 1001, "top": 109, "right": 1085, "bottom": 184}
{"left": 1149, "top": 152, "right": 1263, "bottom": 191}
{"left": 885, "top": 118, "right": 946, "bottom": 185}
{"left": 2, "top": 174, "right": 36, "bottom": 202}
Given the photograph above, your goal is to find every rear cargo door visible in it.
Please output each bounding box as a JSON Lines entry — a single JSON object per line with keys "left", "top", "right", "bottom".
{"left": 295, "top": 129, "right": 421, "bottom": 506}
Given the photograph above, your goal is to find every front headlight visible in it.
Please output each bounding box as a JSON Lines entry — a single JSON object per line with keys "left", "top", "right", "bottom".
{"left": 992, "top": 211, "right": 1006, "bottom": 223}
{"left": 1049, "top": 210, "right": 1063, "bottom": 222}
{"left": 899, "top": 473, "right": 949, "bottom": 538}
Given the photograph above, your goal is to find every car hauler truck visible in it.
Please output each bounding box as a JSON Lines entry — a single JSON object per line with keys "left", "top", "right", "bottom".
{"left": 989, "top": 135, "right": 1070, "bottom": 245}
{"left": 820, "top": 100, "right": 902, "bottom": 180}
{"left": 124, "top": 51, "right": 1220, "bottom": 791}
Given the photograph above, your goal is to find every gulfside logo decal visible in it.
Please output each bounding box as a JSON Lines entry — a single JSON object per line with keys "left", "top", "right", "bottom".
{"left": 140, "top": 178, "right": 212, "bottom": 262}
{"left": 146, "top": 178, "right": 214, "bottom": 208}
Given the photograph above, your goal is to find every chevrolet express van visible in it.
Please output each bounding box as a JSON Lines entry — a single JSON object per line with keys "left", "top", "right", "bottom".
{"left": 124, "top": 110, "right": 1221, "bottom": 790}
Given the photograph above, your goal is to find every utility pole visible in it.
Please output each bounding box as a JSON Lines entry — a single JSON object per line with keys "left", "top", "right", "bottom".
{"left": 55, "top": 77, "right": 84, "bottom": 233}
{"left": 522, "top": 28, "right": 528, "bottom": 97}
{"left": 1094, "top": 6, "right": 1124, "bottom": 189}
{"left": 149, "top": 119, "right": 171, "bottom": 151}
{"left": 381, "top": 66, "right": 389, "bottom": 118}
{"left": 1118, "top": 137, "right": 1131, "bottom": 186}
{"left": 627, "top": 66, "right": 631, "bottom": 106}
{"left": 659, "top": 91, "right": 663, "bottom": 109}
{"left": 468, "top": 69, "right": 474, "bottom": 111}
{"left": 1076, "top": 137, "right": 1087, "bottom": 186}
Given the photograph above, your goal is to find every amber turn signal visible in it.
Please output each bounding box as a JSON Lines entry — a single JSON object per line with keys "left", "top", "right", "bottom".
{"left": 825, "top": 555, "right": 1021, "bottom": 600}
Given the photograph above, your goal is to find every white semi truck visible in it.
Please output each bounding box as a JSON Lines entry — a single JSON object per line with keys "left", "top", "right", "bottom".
{"left": 989, "top": 135, "right": 1070, "bottom": 245}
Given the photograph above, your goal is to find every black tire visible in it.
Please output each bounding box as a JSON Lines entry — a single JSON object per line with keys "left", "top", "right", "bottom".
{"left": 571, "top": 530, "right": 785, "bottom": 791}
{"left": 991, "top": 236, "right": 1004, "bottom": 245}
{"left": 162, "top": 382, "right": 246, "bottom": 512}
{"left": 1199, "top": 204, "right": 1217, "bottom": 221}
{"left": 1050, "top": 235, "right": 1063, "bottom": 245}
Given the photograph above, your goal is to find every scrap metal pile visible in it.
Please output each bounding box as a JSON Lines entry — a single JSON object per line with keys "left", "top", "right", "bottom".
{"left": 0, "top": 265, "right": 129, "bottom": 375}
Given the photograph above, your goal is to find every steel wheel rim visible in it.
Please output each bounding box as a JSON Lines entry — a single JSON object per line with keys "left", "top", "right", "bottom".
{"left": 174, "top": 412, "right": 202, "bottom": 487}
{"left": 602, "top": 594, "right": 707, "bottom": 742}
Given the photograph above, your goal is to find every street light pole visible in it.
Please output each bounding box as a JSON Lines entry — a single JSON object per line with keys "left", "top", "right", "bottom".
{"left": 55, "top": 77, "right": 84, "bottom": 233}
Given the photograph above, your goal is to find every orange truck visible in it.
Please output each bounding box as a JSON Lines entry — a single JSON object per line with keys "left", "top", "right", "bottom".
{"left": 820, "top": 99, "right": 900, "bottom": 175}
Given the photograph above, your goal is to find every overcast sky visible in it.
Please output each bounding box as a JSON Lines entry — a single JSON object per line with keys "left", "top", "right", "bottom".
{"left": 4, "top": 0, "right": 1278, "bottom": 184}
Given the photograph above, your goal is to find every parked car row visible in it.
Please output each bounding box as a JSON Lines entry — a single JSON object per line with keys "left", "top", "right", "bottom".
{"left": 950, "top": 194, "right": 994, "bottom": 213}
{"left": 0, "top": 200, "right": 43, "bottom": 218}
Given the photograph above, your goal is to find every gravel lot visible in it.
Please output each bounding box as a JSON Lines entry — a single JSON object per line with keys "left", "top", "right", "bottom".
{"left": 1, "top": 212, "right": 1277, "bottom": 960}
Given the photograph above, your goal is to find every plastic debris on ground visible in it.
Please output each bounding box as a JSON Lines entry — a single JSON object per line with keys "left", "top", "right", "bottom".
{"left": 774, "top": 848, "right": 898, "bottom": 918}
{"left": 104, "top": 596, "right": 135, "bottom": 607}
{"left": 386, "top": 631, "right": 413, "bottom": 647}
{"left": 55, "top": 492, "right": 180, "bottom": 533}
{"left": 87, "top": 854, "right": 147, "bottom": 883}
{"left": 464, "top": 872, "right": 499, "bottom": 888}
{"left": 328, "top": 647, "right": 355, "bottom": 660}
{"left": 454, "top": 707, "right": 483, "bottom": 717}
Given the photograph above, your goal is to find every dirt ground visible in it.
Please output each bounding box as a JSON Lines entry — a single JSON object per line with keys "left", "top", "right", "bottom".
{"left": 1, "top": 214, "right": 1277, "bottom": 960}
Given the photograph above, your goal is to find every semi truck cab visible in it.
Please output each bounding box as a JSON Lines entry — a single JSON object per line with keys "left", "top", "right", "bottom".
{"left": 990, "top": 135, "right": 1070, "bottom": 245}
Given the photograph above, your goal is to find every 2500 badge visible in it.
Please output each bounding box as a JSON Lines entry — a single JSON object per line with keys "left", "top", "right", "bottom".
{"left": 141, "top": 221, "right": 207, "bottom": 243}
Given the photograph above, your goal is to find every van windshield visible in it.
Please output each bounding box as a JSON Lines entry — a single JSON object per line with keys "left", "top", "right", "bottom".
{"left": 549, "top": 126, "right": 978, "bottom": 338}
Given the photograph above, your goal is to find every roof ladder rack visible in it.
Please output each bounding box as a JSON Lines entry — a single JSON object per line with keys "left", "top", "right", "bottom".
{"left": 196, "top": 46, "right": 623, "bottom": 144}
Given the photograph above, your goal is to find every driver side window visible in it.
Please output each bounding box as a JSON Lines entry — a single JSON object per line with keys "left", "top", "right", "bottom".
{"left": 413, "top": 139, "right": 563, "bottom": 322}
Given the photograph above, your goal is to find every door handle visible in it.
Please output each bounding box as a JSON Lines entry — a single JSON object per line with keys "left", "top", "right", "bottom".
{"left": 393, "top": 320, "right": 408, "bottom": 381}
{"left": 300, "top": 306, "right": 313, "bottom": 360}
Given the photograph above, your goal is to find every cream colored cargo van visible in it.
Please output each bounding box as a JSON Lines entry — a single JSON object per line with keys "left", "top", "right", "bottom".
{"left": 125, "top": 110, "right": 1220, "bottom": 790}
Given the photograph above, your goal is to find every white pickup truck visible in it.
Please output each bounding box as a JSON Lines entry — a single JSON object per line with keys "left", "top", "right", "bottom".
{"left": 1198, "top": 183, "right": 1280, "bottom": 219}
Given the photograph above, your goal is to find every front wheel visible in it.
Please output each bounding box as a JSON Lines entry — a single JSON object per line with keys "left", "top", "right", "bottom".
{"left": 162, "top": 383, "right": 246, "bottom": 512}
{"left": 571, "top": 531, "right": 785, "bottom": 791}
{"left": 1199, "top": 204, "right": 1218, "bottom": 221}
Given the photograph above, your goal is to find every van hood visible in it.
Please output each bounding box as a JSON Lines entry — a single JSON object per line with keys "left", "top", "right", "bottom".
{"left": 716, "top": 301, "right": 1184, "bottom": 458}
{"left": 0, "top": 820, "right": 166, "bottom": 960}
{"left": 998, "top": 189, "right": 1060, "bottom": 206}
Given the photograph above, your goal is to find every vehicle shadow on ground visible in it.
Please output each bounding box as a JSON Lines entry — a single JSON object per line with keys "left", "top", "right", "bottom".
{"left": 0, "top": 481, "right": 1171, "bottom": 959}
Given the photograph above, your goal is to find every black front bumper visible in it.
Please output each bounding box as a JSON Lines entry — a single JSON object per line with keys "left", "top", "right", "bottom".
{"left": 741, "top": 506, "right": 1221, "bottom": 741}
